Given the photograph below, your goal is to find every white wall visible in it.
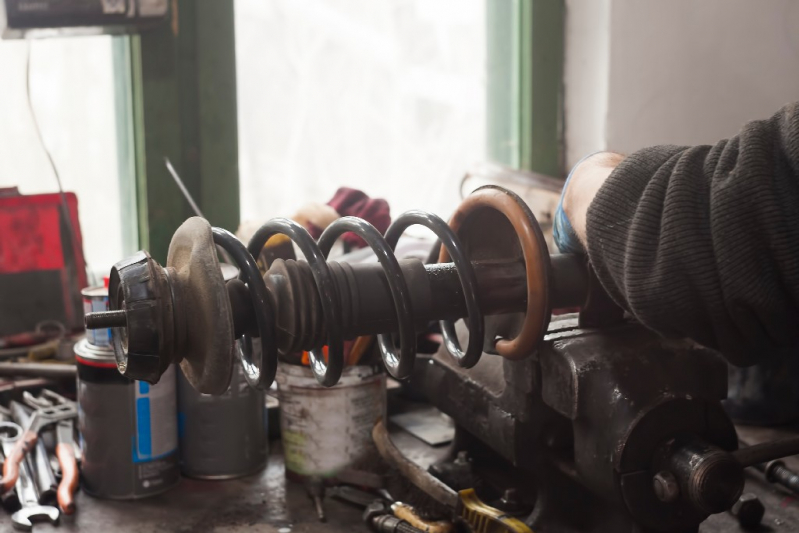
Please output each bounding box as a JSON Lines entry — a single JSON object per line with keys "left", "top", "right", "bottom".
{"left": 565, "top": 0, "right": 799, "bottom": 168}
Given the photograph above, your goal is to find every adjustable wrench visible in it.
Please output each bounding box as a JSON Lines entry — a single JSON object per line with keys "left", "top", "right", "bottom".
{"left": 0, "top": 421, "right": 59, "bottom": 531}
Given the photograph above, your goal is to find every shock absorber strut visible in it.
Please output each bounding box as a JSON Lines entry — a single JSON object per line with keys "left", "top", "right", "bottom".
{"left": 86, "top": 186, "right": 592, "bottom": 394}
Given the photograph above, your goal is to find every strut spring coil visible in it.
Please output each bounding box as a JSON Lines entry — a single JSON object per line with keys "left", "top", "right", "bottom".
{"left": 210, "top": 211, "right": 485, "bottom": 389}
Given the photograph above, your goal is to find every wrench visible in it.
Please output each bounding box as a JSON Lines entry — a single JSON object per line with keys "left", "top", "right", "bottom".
{"left": 0, "top": 398, "right": 76, "bottom": 506}
{"left": 22, "top": 391, "right": 80, "bottom": 514}
{"left": 0, "top": 422, "right": 59, "bottom": 531}
{"left": 10, "top": 403, "right": 57, "bottom": 507}
{"left": 0, "top": 406, "right": 20, "bottom": 512}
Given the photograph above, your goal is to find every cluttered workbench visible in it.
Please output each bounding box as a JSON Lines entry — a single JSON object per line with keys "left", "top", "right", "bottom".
{"left": 7, "top": 185, "right": 799, "bottom": 533}
{"left": 0, "top": 426, "right": 798, "bottom": 533}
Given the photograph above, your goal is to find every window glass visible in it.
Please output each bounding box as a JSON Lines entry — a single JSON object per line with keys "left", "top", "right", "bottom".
{"left": 0, "top": 36, "right": 128, "bottom": 282}
{"left": 235, "top": 0, "right": 487, "bottom": 223}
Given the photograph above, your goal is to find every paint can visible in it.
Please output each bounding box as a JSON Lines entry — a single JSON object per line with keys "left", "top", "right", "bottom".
{"left": 81, "top": 286, "right": 111, "bottom": 347}
{"left": 75, "top": 339, "right": 179, "bottom": 499}
{"left": 177, "top": 356, "right": 267, "bottom": 479}
{"left": 276, "top": 363, "right": 385, "bottom": 480}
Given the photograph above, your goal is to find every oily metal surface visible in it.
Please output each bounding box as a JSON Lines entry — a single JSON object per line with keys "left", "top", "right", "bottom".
{"left": 168, "top": 217, "right": 235, "bottom": 395}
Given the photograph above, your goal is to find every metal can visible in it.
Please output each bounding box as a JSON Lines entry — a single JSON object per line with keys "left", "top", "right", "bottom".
{"left": 277, "top": 363, "right": 385, "bottom": 480}
{"left": 81, "top": 286, "right": 110, "bottom": 348}
{"left": 177, "top": 358, "right": 267, "bottom": 479}
{"left": 76, "top": 339, "right": 179, "bottom": 499}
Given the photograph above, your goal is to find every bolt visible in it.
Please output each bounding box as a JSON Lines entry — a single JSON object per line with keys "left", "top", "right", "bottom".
{"left": 653, "top": 471, "right": 680, "bottom": 503}
{"left": 730, "top": 493, "right": 765, "bottom": 529}
{"left": 766, "top": 460, "right": 799, "bottom": 494}
{"left": 454, "top": 451, "right": 470, "bottom": 465}
{"left": 85, "top": 310, "right": 127, "bottom": 330}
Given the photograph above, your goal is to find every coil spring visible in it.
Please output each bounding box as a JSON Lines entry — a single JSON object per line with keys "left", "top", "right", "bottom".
{"left": 210, "top": 211, "right": 485, "bottom": 389}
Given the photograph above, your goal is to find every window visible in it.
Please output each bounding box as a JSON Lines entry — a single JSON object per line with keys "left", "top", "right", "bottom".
{"left": 235, "top": 0, "right": 487, "bottom": 223}
{"left": 0, "top": 36, "right": 135, "bottom": 281}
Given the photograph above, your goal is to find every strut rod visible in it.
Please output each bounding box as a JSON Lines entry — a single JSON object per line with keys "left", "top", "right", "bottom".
{"left": 228, "top": 254, "right": 589, "bottom": 356}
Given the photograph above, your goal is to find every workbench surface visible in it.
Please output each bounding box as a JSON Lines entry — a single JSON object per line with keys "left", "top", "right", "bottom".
{"left": 0, "top": 434, "right": 797, "bottom": 532}
{"left": 0, "top": 446, "right": 367, "bottom": 533}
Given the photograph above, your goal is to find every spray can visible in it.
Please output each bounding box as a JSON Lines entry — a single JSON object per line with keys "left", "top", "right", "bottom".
{"left": 177, "top": 358, "right": 267, "bottom": 479}
{"left": 277, "top": 363, "right": 385, "bottom": 480}
{"left": 76, "top": 339, "right": 179, "bottom": 499}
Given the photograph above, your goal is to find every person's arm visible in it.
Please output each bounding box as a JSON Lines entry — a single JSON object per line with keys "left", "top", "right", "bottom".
{"left": 563, "top": 102, "right": 799, "bottom": 366}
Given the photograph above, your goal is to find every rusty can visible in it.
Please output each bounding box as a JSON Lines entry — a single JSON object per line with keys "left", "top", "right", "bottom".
{"left": 81, "top": 286, "right": 110, "bottom": 347}
{"left": 276, "top": 363, "right": 385, "bottom": 480}
{"left": 76, "top": 339, "right": 179, "bottom": 499}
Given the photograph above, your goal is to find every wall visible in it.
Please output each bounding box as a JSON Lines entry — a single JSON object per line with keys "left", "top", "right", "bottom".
{"left": 565, "top": 0, "right": 799, "bottom": 168}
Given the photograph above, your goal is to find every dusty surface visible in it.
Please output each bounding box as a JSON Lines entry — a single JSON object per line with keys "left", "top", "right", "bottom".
{"left": 1, "top": 427, "right": 797, "bottom": 532}
{"left": 0, "top": 445, "right": 367, "bottom": 533}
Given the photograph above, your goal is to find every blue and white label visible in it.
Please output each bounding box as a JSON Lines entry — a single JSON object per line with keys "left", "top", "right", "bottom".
{"left": 133, "top": 365, "right": 177, "bottom": 463}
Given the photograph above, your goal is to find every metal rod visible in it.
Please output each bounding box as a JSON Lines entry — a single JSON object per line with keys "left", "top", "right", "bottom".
{"left": 84, "top": 310, "right": 127, "bottom": 330}
{"left": 733, "top": 436, "right": 799, "bottom": 467}
{"left": 372, "top": 420, "right": 459, "bottom": 509}
{"left": 0, "top": 363, "right": 76, "bottom": 380}
{"left": 165, "top": 157, "right": 235, "bottom": 265}
{"left": 164, "top": 157, "right": 205, "bottom": 219}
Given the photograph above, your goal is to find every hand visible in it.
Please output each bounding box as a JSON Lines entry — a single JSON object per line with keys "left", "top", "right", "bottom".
{"left": 554, "top": 152, "right": 625, "bottom": 252}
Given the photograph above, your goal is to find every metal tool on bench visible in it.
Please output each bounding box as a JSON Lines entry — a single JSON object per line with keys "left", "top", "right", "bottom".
{"left": 0, "top": 406, "right": 20, "bottom": 513}
{"left": 21, "top": 391, "right": 79, "bottom": 515}
{"left": 0, "top": 422, "right": 59, "bottom": 531}
{"left": 0, "top": 395, "right": 77, "bottom": 515}
{"left": 86, "top": 185, "right": 799, "bottom": 532}
{"left": 9, "top": 402, "right": 57, "bottom": 508}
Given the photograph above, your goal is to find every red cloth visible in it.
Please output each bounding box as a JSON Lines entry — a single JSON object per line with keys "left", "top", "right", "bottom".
{"left": 308, "top": 188, "right": 391, "bottom": 249}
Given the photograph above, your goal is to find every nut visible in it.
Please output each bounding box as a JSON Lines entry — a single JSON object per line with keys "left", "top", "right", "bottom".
{"left": 731, "top": 493, "right": 765, "bottom": 529}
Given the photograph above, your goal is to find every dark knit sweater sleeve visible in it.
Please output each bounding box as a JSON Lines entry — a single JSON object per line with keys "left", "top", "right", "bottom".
{"left": 586, "top": 103, "right": 799, "bottom": 367}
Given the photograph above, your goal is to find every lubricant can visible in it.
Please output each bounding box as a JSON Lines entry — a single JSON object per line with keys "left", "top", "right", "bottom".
{"left": 81, "top": 286, "right": 110, "bottom": 347}
{"left": 177, "top": 358, "right": 267, "bottom": 479}
{"left": 277, "top": 363, "right": 385, "bottom": 480}
{"left": 75, "top": 339, "right": 179, "bottom": 499}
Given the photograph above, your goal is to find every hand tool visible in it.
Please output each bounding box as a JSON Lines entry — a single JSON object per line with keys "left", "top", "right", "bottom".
{"left": 0, "top": 406, "right": 20, "bottom": 512}
{"left": 22, "top": 391, "right": 79, "bottom": 514}
{"left": 0, "top": 398, "right": 76, "bottom": 511}
{"left": 0, "top": 421, "right": 59, "bottom": 531}
{"left": 10, "top": 402, "right": 57, "bottom": 506}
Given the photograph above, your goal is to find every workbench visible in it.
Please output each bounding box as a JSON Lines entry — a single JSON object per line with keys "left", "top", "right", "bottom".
{"left": 0, "top": 431, "right": 797, "bottom": 532}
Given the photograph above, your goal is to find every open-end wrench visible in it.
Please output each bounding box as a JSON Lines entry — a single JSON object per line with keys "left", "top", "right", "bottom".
{"left": 0, "top": 422, "right": 59, "bottom": 531}
{"left": 11, "top": 403, "right": 57, "bottom": 507}
{"left": 0, "top": 406, "right": 20, "bottom": 512}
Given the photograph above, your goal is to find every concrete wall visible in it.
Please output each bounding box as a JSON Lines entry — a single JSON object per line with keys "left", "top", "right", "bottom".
{"left": 564, "top": 0, "right": 799, "bottom": 168}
